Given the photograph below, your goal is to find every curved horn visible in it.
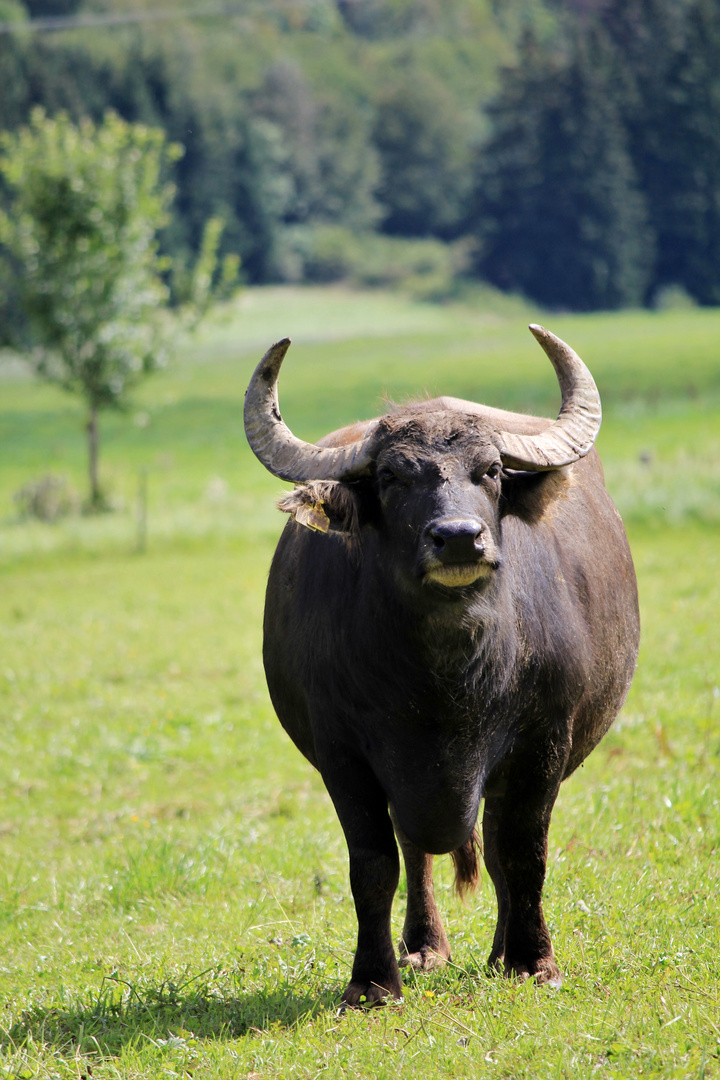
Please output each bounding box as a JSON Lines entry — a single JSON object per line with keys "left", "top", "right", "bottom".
{"left": 244, "top": 338, "right": 377, "bottom": 482}
{"left": 497, "top": 325, "right": 602, "bottom": 470}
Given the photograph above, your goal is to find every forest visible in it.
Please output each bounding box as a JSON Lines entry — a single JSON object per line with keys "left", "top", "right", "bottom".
{"left": 1, "top": 0, "right": 719, "bottom": 311}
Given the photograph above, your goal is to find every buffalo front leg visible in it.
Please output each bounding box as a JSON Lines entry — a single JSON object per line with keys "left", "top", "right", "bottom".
{"left": 483, "top": 744, "right": 568, "bottom": 987}
{"left": 481, "top": 798, "right": 510, "bottom": 973}
{"left": 390, "top": 811, "right": 450, "bottom": 971}
{"left": 320, "top": 754, "right": 402, "bottom": 1005}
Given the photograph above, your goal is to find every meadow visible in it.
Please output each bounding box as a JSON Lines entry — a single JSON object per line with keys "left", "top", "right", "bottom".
{"left": 1, "top": 286, "right": 719, "bottom": 1079}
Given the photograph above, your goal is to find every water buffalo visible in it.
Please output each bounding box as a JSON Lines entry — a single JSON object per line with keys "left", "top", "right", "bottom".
{"left": 244, "top": 325, "right": 639, "bottom": 1005}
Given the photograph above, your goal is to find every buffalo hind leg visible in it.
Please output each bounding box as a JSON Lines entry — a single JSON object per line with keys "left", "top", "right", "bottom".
{"left": 319, "top": 753, "right": 402, "bottom": 1006}
{"left": 483, "top": 742, "right": 568, "bottom": 987}
{"left": 391, "top": 813, "right": 451, "bottom": 971}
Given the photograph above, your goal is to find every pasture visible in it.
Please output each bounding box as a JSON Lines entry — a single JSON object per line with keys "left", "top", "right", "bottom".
{"left": 1, "top": 286, "right": 719, "bottom": 1078}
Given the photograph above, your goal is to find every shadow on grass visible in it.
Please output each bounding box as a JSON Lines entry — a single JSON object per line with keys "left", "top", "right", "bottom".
{"left": 2, "top": 973, "right": 343, "bottom": 1056}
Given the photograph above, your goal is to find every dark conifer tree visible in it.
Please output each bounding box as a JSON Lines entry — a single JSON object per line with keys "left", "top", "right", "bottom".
{"left": 0, "top": 32, "right": 29, "bottom": 133}
{"left": 472, "top": 29, "right": 654, "bottom": 310}
{"left": 601, "top": 0, "right": 720, "bottom": 304}
{"left": 22, "top": 0, "right": 80, "bottom": 15}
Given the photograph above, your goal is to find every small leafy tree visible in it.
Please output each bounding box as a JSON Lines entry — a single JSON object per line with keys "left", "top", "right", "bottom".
{"left": 0, "top": 108, "right": 225, "bottom": 510}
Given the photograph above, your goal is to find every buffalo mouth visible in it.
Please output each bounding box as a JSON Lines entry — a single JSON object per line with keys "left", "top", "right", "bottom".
{"left": 419, "top": 517, "right": 500, "bottom": 589}
{"left": 422, "top": 561, "right": 496, "bottom": 588}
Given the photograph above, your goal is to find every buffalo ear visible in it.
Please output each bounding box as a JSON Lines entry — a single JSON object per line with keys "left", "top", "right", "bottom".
{"left": 277, "top": 481, "right": 361, "bottom": 535}
{"left": 500, "top": 468, "right": 570, "bottom": 524}
{"left": 277, "top": 486, "right": 330, "bottom": 533}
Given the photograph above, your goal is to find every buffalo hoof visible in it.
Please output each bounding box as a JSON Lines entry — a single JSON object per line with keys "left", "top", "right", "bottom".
{"left": 341, "top": 980, "right": 402, "bottom": 1009}
{"left": 504, "top": 957, "right": 563, "bottom": 989}
{"left": 485, "top": 953, "right": 504, "bottom": 976}
{"left": 398, "top": 945, "right": 450, "bottom": 971}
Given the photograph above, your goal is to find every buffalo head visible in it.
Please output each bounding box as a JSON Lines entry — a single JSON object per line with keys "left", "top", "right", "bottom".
{"left": 244, "top": 325, "right": 601, "bottom": 603}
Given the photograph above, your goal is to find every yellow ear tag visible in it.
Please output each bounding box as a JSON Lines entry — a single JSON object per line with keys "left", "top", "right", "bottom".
{"left": 293, "top": 501, "right": 330, "bottom": 533}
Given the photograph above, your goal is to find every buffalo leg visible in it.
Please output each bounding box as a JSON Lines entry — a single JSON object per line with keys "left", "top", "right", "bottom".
{"left": 481, "top": 798, "right": 510, "bottom": 972}
{"left": 483, "top": 746, "right": 567, "bottom": 987}
{"left": 320, "top": 755, "right": 402, "bottom": 1005}
{"left": 391, "top": 813, "right": 451, "bottom": 971}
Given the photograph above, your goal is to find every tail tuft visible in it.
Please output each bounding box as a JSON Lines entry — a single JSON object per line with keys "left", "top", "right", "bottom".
{"left": 451, "top": 828, "right": 481, "bottom": 899}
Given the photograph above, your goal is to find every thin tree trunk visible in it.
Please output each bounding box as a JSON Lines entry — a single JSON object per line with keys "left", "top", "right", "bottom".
{"left": 87, "top": 403, "right": 101, "bottom": 511}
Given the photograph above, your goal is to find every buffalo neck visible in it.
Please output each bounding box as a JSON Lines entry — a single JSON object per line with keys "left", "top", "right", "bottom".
{"left": 361, "top": 533, "right": 518, "bottom": 687}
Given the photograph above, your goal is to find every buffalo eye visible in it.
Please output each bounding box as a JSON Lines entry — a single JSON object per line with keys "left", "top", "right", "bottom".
{"left": 471, "top": 462, "right": 502, "bottom": 484}
{"left": 377, "top": 465, "right": 398, "bottom": 487}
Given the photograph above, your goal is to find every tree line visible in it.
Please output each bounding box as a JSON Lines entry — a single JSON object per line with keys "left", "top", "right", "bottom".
{"left": 1, "top": 0, "right": 719, "bottom": 311}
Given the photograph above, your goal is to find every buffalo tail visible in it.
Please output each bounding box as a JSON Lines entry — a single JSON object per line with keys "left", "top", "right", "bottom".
{"left": 451, "top": 828, "right": 481, "bottom": 898}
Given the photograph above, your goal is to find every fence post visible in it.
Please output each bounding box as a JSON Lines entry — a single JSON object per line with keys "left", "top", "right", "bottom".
{"left": 136, "top": 467, "right": 148, "bottom": 553}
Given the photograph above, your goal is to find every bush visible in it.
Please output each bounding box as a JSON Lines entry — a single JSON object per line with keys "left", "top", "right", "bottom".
{"left": 13, "top": 475, "right": 80, "bottom": 522}
{"left": 282, "top": 225, "right": 469, "bottom": 298}
{"left": 651, "top": 284, "right": 698, "bottom": 311}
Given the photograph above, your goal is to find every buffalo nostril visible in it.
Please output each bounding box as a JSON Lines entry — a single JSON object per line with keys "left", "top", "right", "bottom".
{"left": 428, "top": 520, "right": 485, "bottom": 562}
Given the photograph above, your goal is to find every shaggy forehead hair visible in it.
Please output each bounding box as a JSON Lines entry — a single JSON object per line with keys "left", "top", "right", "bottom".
{"left": 374, "top": 408, "right": 500, "bottom": 458}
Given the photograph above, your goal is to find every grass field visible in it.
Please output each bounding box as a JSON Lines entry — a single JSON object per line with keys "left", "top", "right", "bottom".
{"left": 1, "top": 286, "right": 719, "bottom": 1078}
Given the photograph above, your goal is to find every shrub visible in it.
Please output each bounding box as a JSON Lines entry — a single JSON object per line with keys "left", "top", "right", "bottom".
{"left": 13, "top": 475, "right": 80, "bottom": 522}
{"left": 283, "top": 225, "right": 468, "bottom": 298}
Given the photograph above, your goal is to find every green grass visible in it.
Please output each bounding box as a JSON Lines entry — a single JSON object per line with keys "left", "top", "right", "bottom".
{"left": 1, "top": 285, "right": 719, "bottom": 1078}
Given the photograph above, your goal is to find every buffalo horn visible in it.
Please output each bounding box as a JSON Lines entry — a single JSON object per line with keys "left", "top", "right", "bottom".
{"left": 244, "top": 338, "right": 377, "bottom": 482}
{"left": 496, "top": 325, "right": 602, "bottom": 471}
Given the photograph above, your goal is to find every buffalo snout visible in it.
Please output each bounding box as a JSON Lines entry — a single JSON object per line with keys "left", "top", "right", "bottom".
{"left": 419, "top": 516, "right": 500, "bottom": 588}
{"left": 427, "top": 518, "right": 485, "bottom": 564}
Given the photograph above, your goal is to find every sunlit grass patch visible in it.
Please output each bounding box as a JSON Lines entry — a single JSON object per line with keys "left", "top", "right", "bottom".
{"left": 101, "top": 835, "right": 232, "bottom": 911}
